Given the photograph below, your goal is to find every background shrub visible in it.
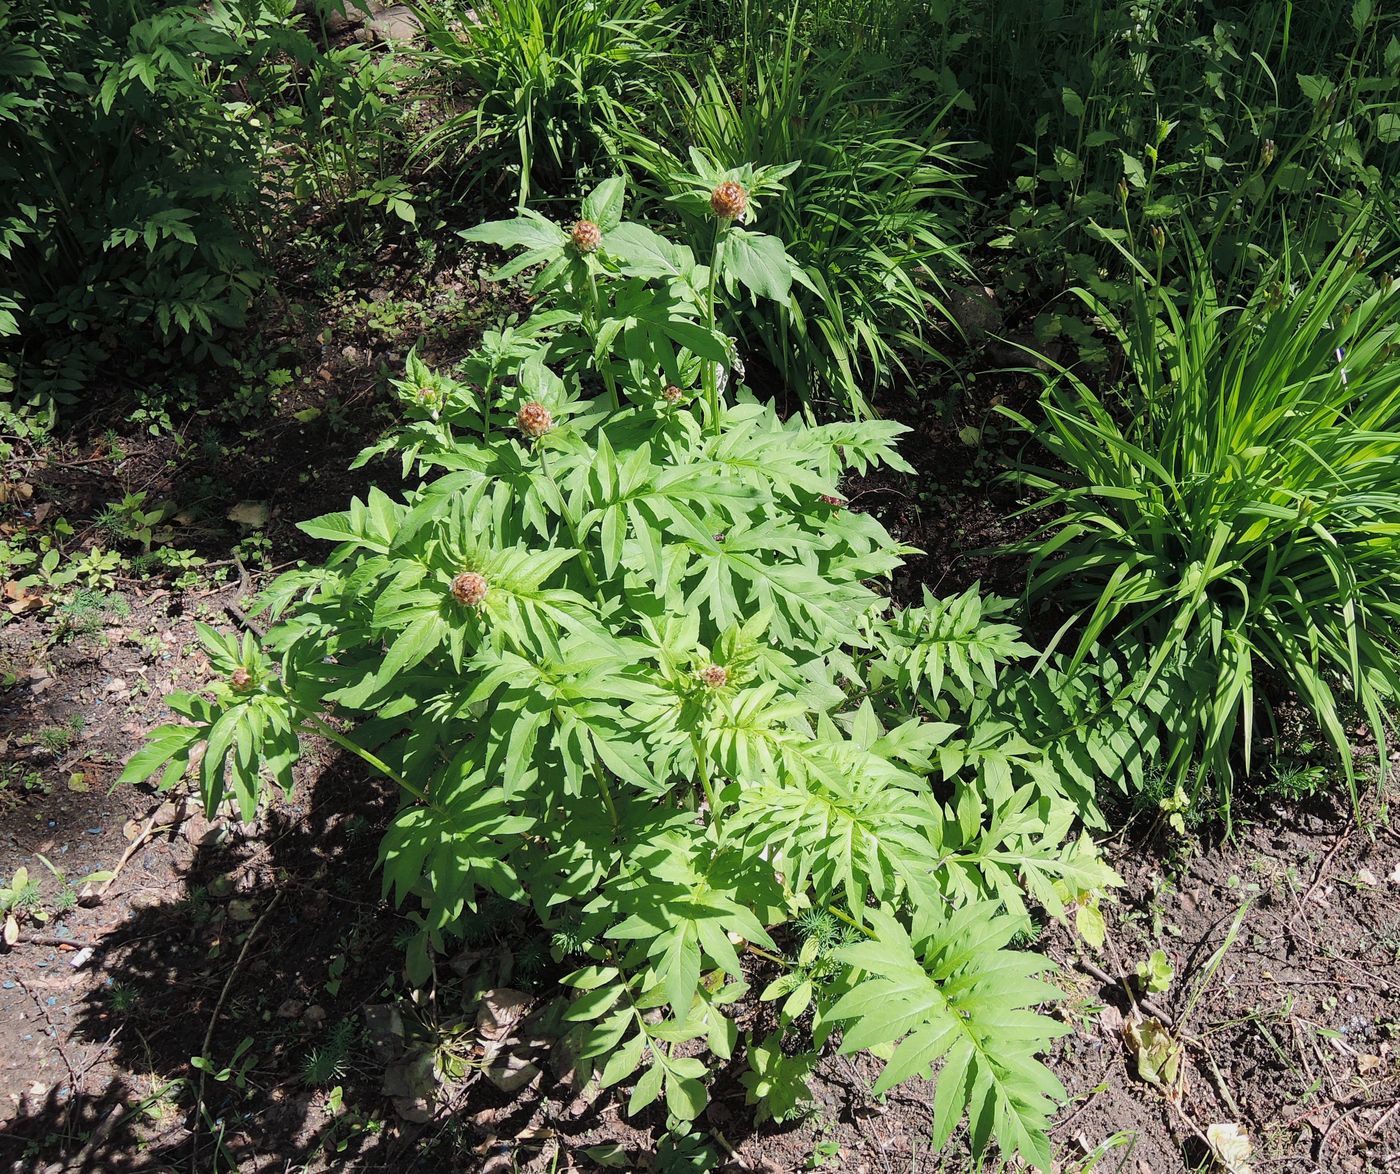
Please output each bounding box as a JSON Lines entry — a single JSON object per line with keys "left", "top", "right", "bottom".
{"left": 417, "top": 0, "right": 677, "bottom": 207}
{"left": 0, "top": 0, "right": 265, "bottom": 420}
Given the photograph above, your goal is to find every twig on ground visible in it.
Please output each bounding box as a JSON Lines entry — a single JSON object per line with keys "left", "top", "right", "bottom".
{"left": 1289, "top": 826, "right": 1352, "bottom": 928}
{"left": 189, "top": 889, "right": 282, "bottom": 1173}
{"left": 1076, "top": 956, "right": 1175, "bottom": 1027}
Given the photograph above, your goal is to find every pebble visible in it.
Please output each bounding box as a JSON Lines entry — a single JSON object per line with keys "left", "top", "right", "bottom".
{"left": 69, "top": 948, "right": 94, "bottom": 969}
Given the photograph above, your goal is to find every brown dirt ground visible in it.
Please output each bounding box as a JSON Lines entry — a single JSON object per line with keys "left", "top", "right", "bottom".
{"left": 3, "top": 288, "right": 1400, "bottom": 1173}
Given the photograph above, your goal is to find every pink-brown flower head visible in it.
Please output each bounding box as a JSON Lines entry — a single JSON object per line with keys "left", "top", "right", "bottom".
{"left": 710, "top": 181, "right": 749, "bottom": 222}
{"left": 451, "top": 571, "right": 489, "bottom": 607}
{"left": 819, "top": 494, "right": 845, "bottom": 509}
{"left": 516, "top": 401, "right": 554, "bottom": 439}
{"left": 699, "top": 663, "right": 728, "bottom": 690}
{"left": 662, "top": 383, "right": 684, "bottom": 404}
{"left": 570, "top": 219, "right": 602, "bottom": 254}
{"left": 230, "top": 667, "right": 254, "bottom": 692}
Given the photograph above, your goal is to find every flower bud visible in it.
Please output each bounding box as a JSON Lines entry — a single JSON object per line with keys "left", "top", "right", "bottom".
{"left": 570, "top": 219, "right": 602, "bottom": 253}
{"left": 819, "top": 494, "right": 845, "bottom": 509}
{"left": 230, "top": 667, "right": 254, "bottom": 692}
{"left": 1260, "top": 138, "right": 1276, "bottom": 168}
{"left": 451, "top": 571, "right": 489, "bottom": 607}
{"left": 662, "top": 384, "right": 684, "bottom": 404}
{"left": 1150, "top": 224, "right": 1165, "bottom": 250}
{"left": 516, "top": 401, "right": 554, "bottom": 439}
{"left": 699, "top": 664, "right": 728, "bottom": 689}
{"left": 710, "top": 181, "right": 749, "bottom": 221}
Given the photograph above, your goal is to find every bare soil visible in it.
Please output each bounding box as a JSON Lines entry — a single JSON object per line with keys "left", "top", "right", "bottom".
{"left": 3, "top": 292, "right": 1399, "bottom": 1173}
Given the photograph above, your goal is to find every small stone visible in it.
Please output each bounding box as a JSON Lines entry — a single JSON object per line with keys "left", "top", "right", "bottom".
{"left": 227, "top": 899, "right": 256, "bottom": 923}
{"left": 303, "top": 1004, "right": 327, "bottom": 1025}
{"left": 276, "top": 999, "right": 305, "bottom": 1020}
{"left": 68, "top": 948, "right": 94, "bottom": 970}
{"left": 364, "top": 1004, "right": 406, "bottom": 1062}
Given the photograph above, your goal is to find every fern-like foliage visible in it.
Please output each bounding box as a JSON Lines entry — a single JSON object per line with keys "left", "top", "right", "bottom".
{"left": 830, "top": 905, "right": 1068, "bottom": 1169}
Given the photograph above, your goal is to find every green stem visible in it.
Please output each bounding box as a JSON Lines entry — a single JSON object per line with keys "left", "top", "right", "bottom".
{"left": 826, "top": 904, "right": 875, "bottom": 938}
{"left": 299, "top": 713, "right": 430, "bottom": 807}
{"left": 704, "top": 221, "right": 730, "bottom": 437}
{"left": 694, "top": 733, "right": 722, "bottom": 836}
{"left": 539, "top": 448, "right": 604, "bottom": 601}
{"left": 586, "top": 266, "right": 620, "bottom": 411}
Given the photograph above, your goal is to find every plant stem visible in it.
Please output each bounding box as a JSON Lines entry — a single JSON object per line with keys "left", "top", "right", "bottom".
{"left": 586, "top": 265, "right": 620, "bottom": 410}
{"left": 299, "top": 713, "right": 430, "bottom": 806}
{"left": 704, "top": 220, "right": 730, "bottom": 436}
{"left": 539, "top": 448, "right": 604, "bottom": 599}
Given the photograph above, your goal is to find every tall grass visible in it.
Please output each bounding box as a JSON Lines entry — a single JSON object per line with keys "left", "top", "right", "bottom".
{"left": 417, "top": 0, "right": 676, "bottom": 206}
{"left": 1003, "top": 217, "right": 1400, "bottom": 813}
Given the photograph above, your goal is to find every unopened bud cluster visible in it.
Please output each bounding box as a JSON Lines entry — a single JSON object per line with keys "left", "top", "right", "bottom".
{"left": 230, "top": 667, "right": 254, "bottom": 692}
{"left": 662, "top": 384, "right": 684, "bottom": 404}
{"left": 699, "top": 664, "right": 728, "bottom": 689}
{"left": 570, "top": 219, "right": 602, "bottom": 253}
{"left": 451, "top": 571, "right": 489, "bottom": 607}
{"left": 710, "top": 181, "right": 748, "bottom": 222}
{"left": 516, "top": 401, "right": 554, "bottom": 439}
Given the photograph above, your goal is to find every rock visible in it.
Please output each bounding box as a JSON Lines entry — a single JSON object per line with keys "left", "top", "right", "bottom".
{"left": 356, "top": 5, "right": 422, "bottom": 43}
{"left": 68, "top": 947, "right": 94, "bottom": 969}
{"left": 276, "top": 999, "right": 305, "bottom": 1019}
{"left": 947, "top": 284, "right": 1002, "bottom": 342}
{"left": 363, "top": 1004, "right": 405, "bottom": 1062}
{"left": 127, "top": 889, "right": 165, "bottom": 912}
{"left": 323, "top": 0, "right": 376, "bottom": 33}
{"left": 303, "top": 1004, "right": 327, "bottom": 1025}
{"left": 153, "top": 800, "right": 182, "bottom": 827}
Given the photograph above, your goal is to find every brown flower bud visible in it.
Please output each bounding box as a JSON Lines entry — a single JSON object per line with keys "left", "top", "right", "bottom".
{"left": 516, "top": 401, "right": 554, "bottom": 439}
{"left": 230, "top": 667, "right": 254, "bottom": 692}
{"left": 699, "top": 664, "right": 728, "bottom": 689}
{"left": 710, "top": 181, "right": 749, "bottom": 221}
{"left": 1260, "top": 138, "right": 1276, "bottom": 167}
{"left": 662, "top": 384, "right": 684, "bottom": 404}
{"left": 819, "top": 494, "right": 845, "bottom": 509}
{"left": 570, "top": 219, "right": 602, "bottom": 253}
{"left": 451, "top": 571, "right": 489, "bottom": 607}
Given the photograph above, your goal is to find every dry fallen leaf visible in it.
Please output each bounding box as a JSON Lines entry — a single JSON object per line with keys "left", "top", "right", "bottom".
{"left": 3, "top": 914, "right": 19, "bottom": 946}
{"left": 1206, "top": 1122, "right": 1253, "bottom": 1174}
{"left": 1124, "top": 1013, "right": 1185, "bottom": 1099}
{"left": 226, "top": 501, "right": 270, "bottom": 527}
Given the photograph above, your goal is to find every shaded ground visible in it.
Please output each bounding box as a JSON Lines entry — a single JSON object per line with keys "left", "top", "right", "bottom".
{"left": 3, "top": 278, "right": 1400, "bottom": 1172}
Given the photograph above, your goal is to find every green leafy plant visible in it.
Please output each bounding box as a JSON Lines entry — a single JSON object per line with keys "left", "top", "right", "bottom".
{"left": 1003, "top": 223, "right": 1400, "bottom": 814}
{"left": 1135, "top": 948, "right": 1174, "bottom": 995}
{"left": 123, "top": 177, "right": 1115, "bottom": 1168}
{"left": 418, "top": 0, "right": 677, "bottom": 206}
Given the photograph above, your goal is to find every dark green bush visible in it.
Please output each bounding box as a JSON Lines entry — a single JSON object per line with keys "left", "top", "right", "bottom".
{"left": 0, "top": 0, "right": 265, "bottom": 420}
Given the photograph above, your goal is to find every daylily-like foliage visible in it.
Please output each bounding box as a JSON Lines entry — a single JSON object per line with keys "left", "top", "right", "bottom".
{"left": 123, "top": 175, "right": 1118, "bottom": 1168}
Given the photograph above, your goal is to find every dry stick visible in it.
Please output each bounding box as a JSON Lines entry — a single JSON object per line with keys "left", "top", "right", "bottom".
{"left": 1075, "top": 956, "right": 1176, "bottom": 1027}
{"left": 189, "top": 889, "right": 282, "bottom": 1174}
{"left": 91, "top": 797, "right": 187, "bottom": 902}
{"left": 15, "top": 975, "right": 88, "bottom": 1146}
